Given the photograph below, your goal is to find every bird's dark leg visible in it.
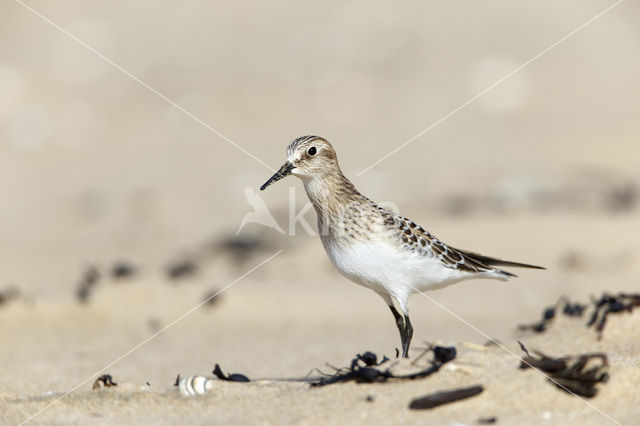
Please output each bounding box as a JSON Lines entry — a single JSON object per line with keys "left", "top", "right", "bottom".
{"left": 401, "top": 314, "right": 413, "bottom": 358}
{"left": 388, "top": 305, "right": 405, "bottom": 355}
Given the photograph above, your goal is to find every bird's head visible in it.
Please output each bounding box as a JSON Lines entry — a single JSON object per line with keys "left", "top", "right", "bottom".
{"left": 260, "top": 136, "right": 338, "bottom": 190}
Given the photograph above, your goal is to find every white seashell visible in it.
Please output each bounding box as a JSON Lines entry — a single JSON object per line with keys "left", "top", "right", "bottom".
{"left": 178, "top": 375, "right": 215, "bottom": 396}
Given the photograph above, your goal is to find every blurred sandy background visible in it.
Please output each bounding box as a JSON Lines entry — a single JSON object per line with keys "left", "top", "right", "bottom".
{"left": 1, "top": 0, "right": 639, "bottom": 424}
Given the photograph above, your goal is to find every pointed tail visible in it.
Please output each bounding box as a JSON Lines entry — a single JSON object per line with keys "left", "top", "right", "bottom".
{"left": 458, "top": 249, "right": 546, "bottom": 271}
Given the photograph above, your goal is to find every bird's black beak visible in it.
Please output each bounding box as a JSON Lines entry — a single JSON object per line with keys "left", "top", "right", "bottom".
{"left": 260, "top": 161, "right": 295, "bottom": 191}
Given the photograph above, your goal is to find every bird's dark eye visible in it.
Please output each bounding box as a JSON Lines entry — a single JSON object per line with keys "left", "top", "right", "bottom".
{"left": 307, "top": 146, "right": 317, "bottom": 156}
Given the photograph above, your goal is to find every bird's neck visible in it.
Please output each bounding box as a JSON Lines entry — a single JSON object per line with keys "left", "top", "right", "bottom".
{"left": 302, "top": 170, "right": 365, "bottom": 226}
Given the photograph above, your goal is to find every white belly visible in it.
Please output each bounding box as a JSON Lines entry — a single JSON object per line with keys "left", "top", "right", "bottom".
{"left": 321, "top": 238, "right": 473, "bottom": 302}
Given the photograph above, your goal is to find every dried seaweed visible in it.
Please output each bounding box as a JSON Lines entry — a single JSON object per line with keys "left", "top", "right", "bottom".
{"left": 518, "top": 342, "right": 608, "bottom": 398}
{"left": 518, "top": 292, "right": 639, "bottom": 339}
{"left": 75, "top": 265, "right": 100, "bottom": 303}
{"left": 212, "top": 235, "right": 271, "bottom": 265}
{"left": 212, "top": 364, "right": 251, "bottom": 382}
{"left": 0, "top": 286, "right": 21, "bottom": 307}
{"left": 409, "top": 385, "right": 484, "bottom": 410}
{"left": 110, "top": 261, "right": 137, "bottom": 280}
{"left": 518, "top": 296, "right": 586, "bottom": 333}
{"left": 310, "top": 347, "right": 456, "bottom": 387}
{"left": 587, "top": 292, "right": 640, "bottom": 339}
{"left": 165, "top": 259, "right": 198, "bottom": 281}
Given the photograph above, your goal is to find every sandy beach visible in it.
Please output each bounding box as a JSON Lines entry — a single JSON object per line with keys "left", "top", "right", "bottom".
{"left": 1, "top": 1, "right": 640, "bottom": 424}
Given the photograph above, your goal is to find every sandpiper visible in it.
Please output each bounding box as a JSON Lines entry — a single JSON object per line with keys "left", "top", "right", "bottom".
{"left": 260, "top": 135, "right": 543, "bottom": 357}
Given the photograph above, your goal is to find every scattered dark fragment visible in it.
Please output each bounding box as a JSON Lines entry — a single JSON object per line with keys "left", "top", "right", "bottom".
{"left": 543, "top": 307, "right": 556, "bottom": 321}
{"left": 518, "top": 321, "right": 546, "bottom": 333}
{"left": 408, "top": 385, "right": 484, "bottom": 410}
{"left": 92, "top": 374, "right": 117, "bottom": 390}
{"left": 517, "top": 340, "right": 531, "bottom": 357}
{"left": 212, "top": 364, "right": 251, "bottom": 382}
{"left": 77, "top": 286, "right": 89, "bottom": 303}
{"left": 215, "top": 235, "right": 266, "bottom": 263}
{"left": 111, "top": 261, "right": 137, "bottom": 280}
{"left": 0, "top": 286, "right": 21, "bottom": 307}
{"left": 311, "top": 346, "right": 456, "bottom": 387}
{"left": 201, "top": 289, "right": 222, "bottom": 308}
{"left": 518, "top": 305, "right": 555, "bottom": 333}
{"left": 355, "top": 367, "right": 385, "bottom": 381}
{"left": 433, "top": 346, "right": 457, "bottom": 363}
{"left": 517, "top": 296, "right": 587, "bottom": 334}
{"left": 477, "top": 416, "right": 497, "bottom": 424}
{"left": 174, "top": 375, "right": 181, "bottom": 387}
{"left": 166, "top": 260, "right": 198, "bottom": 281}
{"left": 365, "top": 395, "right": 375, "bottom": 403}
{"left": 350, "top": 351, "right": 389, "bottom": 370}
{"left": 76, "top": 265, "right": 100, "bottom": 303}
{"left": 227, "top": 373, "right": 250, "bottom": 382}
{"left": 311, "top": 364, "right": 391, "bottom": 387}
{"left": 146, "top": 382, "right": 150, "bottom": 386}
{"left": 606, "top": 181, "right": 637, "bottom": 212}
{"left": 484, "top": 339, "right": 501, "bottom": 347}
{"left": 587, "top": 292, "right": 640, "bottom": 339}
{"left": 358, "top": 351, "right": 379, "bottom": 366}
{"left": 518, "top": 342, "right": 609, "bottom": 398}
{"left": 84, "top": 265, "right": 100, "bottom": 285}
{"left": 556, "top": 296, "right": 587, "bottom": 317}
{"left": 562, "top": 302, "right": 586, "bottom": 317}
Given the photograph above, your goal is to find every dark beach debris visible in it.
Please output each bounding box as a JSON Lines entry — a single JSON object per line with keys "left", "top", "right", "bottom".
{"left": 201, "top": 288, "right": 222, "bottom": 308}
{"left": 211, "top": 234, "right": 271, "bottom": 264}
{"left": 409, "top": 345, "right": 457, "bottom": 366}
{"left": 477, "top": 417, "right": 498, "bottom": 424}
{"left": 365, "top": 395, "right": 375, "bottom": 402}
{"left": 518, "top": 342, "right": 608, "bottom": 398}
{"left": 75, "top": 264, "right": 100, "bottom": 303}
{"left": 563, "top": 300, "right": 587, "bottom": 317}
{"left": 408, "top": 384, "right": 484, "bottom": 410}
{"left": 484, "top": 339, "right": 502, "bottom": 347}
{"left": 607, "top": 180, "right": 638, "bottom": 211}
{"left": 587, "top": 292, "right": 640, "bottom": 339}
{"left": 433, "top": 346, "right": 457, "bottom": 363}
{"left": 212, "top": 364, "right": 251, "bottom": 382}
{"left": 350, "top": 351, "right": 389, "bottom": 370}
{"left": 518, "top": 293, "right": 639, "bottom": 339}
{"left": 310, "top": 346, "right": 456, "bottom": 387}
{"left": 0, "top": 286, "right": 21, "bottom": 307}
{"left": 161, "top": 234, "right": 269, "bottom": 283}
{"left": 110, "top": 261, "right": 137, "bottom": 280}
{"left": 165, "top": 259, "right": 198, "bottom": 281}
{"left": 74, "top": 261, "right": 138, "bottom": 301}
{"left": 518, "top": 296, "right": 587, "bottom": 333}
{"left": 517, "top": 340, "right": 531, "bottom": 357}
{"left": 92, "top": 374, "right": 117, "bottom": 390}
